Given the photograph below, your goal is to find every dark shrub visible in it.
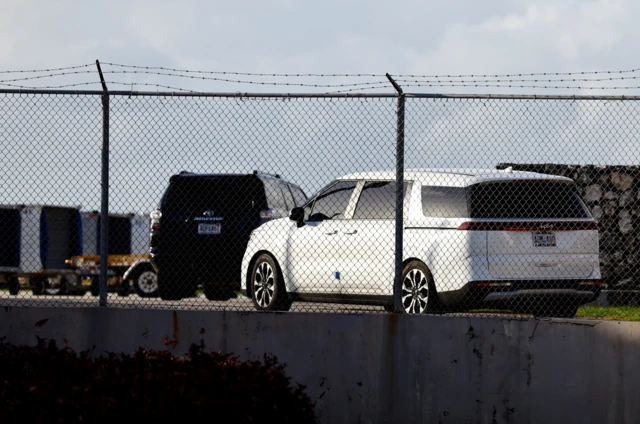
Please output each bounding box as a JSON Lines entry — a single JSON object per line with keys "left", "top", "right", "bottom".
{"left": 0, "top": 338, "right": 316, "bottom": 423}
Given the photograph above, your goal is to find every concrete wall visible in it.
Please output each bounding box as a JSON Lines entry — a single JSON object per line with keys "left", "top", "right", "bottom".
{"left": 1, "top": 307, "right": 638, "bottom": 424}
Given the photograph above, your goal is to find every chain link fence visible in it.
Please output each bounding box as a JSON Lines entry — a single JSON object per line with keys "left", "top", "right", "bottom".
{"left": 1, "top": 89, "right": 640, "bottom": 319}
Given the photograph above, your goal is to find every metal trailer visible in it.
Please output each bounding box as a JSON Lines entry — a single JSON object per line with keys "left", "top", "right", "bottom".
{"left": 0, "top": 204, "right": 84, "bottom": 296}
{"left": 65, "top": 212, "right": 158, "bottom": 297}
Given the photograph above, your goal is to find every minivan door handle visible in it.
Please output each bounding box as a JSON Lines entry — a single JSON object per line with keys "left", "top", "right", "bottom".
{"left": 344, "top": 229, "right": 358, "bottom": 235}
{"left": 325, "top": 230, "right": 338, "bottom": 235}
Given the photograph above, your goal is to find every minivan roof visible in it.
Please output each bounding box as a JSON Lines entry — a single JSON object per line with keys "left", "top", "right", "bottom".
{"left": 336, "top": 168, "right": 573, "bottom": 187}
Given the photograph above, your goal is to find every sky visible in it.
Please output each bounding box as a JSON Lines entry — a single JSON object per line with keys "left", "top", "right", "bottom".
{"left": 1, "top": 0, "right": 639, "bottom": 94}
{"left": 1, "top": 0, "right": 640, "bottom": 214}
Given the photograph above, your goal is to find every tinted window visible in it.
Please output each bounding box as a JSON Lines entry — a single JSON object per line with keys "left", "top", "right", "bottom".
{"left": 160, "top": 176, "right": 265, "bottom": 216}
{"left": 353, "top": 181, "right": 409, "bottom": 219}
{"left": 0, "top": 209, "right": 20, "bottom": 268}
{"left": 468, "top": 181, "right": 590, "bottom": 219}
{"left": 263, "top": 180, "right": 286, "bottom": 209}
{"left": 422, "top": 186, "right": 468, "bottom": 218}
{"left": 280, "top": 183, "right": 295, "bottom": 210}
{"left": 308, "top": 181, "right": 357, "bottom": 221}
{"left": 291, "top": 186, "right": 307, "bottom": 206}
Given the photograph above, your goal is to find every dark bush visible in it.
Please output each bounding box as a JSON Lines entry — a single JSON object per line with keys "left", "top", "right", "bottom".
{"left": 0, "top": 337, "right": 316, "bottom": 423}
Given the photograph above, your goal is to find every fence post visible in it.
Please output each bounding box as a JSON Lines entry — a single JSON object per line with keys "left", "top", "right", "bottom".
{"left": 96, "top": 60, "right": 109, "bottom": 307}
{"left": 386, "top": 74, "right": 405, "bottom": 313}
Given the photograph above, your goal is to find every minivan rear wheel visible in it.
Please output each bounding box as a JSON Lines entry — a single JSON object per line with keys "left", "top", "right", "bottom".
{"left": 250, "top": 254, "right": 291, "bottom": 312}
{"left": 401, "top": 261, "right": 435, "bottom": 314}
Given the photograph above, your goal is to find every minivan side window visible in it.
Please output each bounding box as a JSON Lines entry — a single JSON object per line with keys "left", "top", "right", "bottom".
{"left": 308, "top": 181, "right": 358, "bottom": 221}
{"left": 421, "top": 186, "right": 469, "bottom": 218}
{"left": 263, "top": 180, "right": 287, "bottom": 210}
{"left": 353, "top": 181, "right": 409, "bottom": 219}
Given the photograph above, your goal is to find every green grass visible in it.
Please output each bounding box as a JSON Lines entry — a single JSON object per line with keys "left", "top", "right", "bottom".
{"left": 468, "top": 305, "right": 640, "bottom": 321}
{"left": 576, "top": 305, "right": 640, "bottom": 321}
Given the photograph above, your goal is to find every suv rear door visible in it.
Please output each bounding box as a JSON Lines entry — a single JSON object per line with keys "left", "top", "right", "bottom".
{"left": 467, "top": 180, "right": 599, "bottom": 280}
{"left": 157, "top": 175, "right": 266, "bottom": 269}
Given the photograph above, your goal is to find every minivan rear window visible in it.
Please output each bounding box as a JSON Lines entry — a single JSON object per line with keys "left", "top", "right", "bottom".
{"left": 160, "top": 176, "right": 265, "bottom": 215}
{"left": 468, "top": 181, "right": 590, "bottom": 219}
{"left": 421, "top": 186, "right": 468, "bottom": 218}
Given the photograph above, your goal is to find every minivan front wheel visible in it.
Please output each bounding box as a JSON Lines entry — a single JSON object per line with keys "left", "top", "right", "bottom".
{"left": 401, "top": 261, "right": 434, "bottom": 314}
{"left": 250, "top": 254, "right": 291, "bottom": 312}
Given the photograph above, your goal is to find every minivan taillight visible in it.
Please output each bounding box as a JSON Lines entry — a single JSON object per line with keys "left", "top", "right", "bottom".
{"left": 456, "top": 221, "right": 598, "bottom": 231}
{"left": 260, "top": 209, "right": 273, "bottom": 220}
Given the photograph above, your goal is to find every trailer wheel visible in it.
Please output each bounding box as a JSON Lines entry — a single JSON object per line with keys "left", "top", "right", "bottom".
{"left": 131, "top": 263, "right": 159, "bottom": 298}
{"left": 117, "top": 280, "right": 131, "bottom": 297}
{"left": 44, "top": 277, "right": 69, "bottom": 296}
{"left": 8, "top": 276, "right": 19, "bottom": 296}
{"left": 31, "top": 277, "right": 45, "bottom": 295}
{"left": 90, "top": 277, "right": 100, "bottom": 296}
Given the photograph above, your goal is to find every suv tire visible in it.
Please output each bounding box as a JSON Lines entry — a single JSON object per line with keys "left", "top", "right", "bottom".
{"left": 8, "top": 276, "right": 19, "bottom": 296}
{"left": 250, "top": 254, "right": 292, "bottom": 312}
{"left": 158, "top": 270, "right": 195, "bottom": 301}
{"left": 204, "top": 283, "right": 236, "bottom": 301}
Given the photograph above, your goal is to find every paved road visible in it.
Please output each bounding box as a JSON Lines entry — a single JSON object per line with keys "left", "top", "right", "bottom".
{"left": 0, "top": 290, "right": 545, "bottom": 319}
{"left": 0, "top": 290, "right": 387, "bottom": 313}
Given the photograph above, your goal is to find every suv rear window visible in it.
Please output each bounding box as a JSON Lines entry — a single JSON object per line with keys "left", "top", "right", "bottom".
{"left": 289, "top": 185, "right": 307, "bottom": 207}
{"left": 262, "top": 180, "right": 287, "bottom": 209}
{"left": 468, "top": 181, "right": 590, "bottom": 219}
{"left": 160, "top": 176, "right": 265, "bottom": 215}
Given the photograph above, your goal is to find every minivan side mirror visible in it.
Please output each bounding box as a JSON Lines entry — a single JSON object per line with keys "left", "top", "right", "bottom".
{"left": 290, "top": 207, "right": 305, "bottom": 224}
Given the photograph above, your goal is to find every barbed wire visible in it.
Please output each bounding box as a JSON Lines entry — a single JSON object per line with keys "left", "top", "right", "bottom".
{"left": 0, "top": 80, "right": 201, "bottom": 92}
{"left": 102, "top": 62, "right": 381, "bottom": 78}
{"left": 396, "top": 75, "right": 640, "bottom": 84}
{"left": 5, "top": 68, "right": 640, "bottom": 87}
{"left": 0, "top": 63, "right": 94, "bottom": 74}
{"left": 103, "top": 61, "right": 640, "bottom": 79}
{"left": 101, "top": 70, "right": 387, "bottom": 88}
{"left": 327, "top": 82, "right": 640, "bottom": 93}
{"left": 0, "top": 81, "right": 100, "bottom": 89}
{"left": 2, "top": 67, "right": 640, "bottom": 93}
{"left": 0, "top": 69, "right": 386, "bottom": 89}
{"left": 0, "top": 70, "right": 97, "bottom": 84}
{"left": 393, "top": 68, "right": 640, "bottom": 79}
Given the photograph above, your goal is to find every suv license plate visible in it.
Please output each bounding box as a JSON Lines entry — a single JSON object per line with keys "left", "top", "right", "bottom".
{"left": 198, "top": 223, "right": 221, "bottom": 234}
{"left": 533, "top": 232, "right": 556, "bottom": 247}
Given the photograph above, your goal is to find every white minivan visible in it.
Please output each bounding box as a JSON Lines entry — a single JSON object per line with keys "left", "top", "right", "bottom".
{"left": 240, "top": 168, "right": 601, "bottom": 317}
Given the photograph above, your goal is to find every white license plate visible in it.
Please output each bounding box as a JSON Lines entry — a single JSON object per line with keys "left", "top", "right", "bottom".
{"left": 198, "top": 223, "right": 221, "bottom": 234}
{"left": 533, "top": 232, "right": 556, "bottom": 247}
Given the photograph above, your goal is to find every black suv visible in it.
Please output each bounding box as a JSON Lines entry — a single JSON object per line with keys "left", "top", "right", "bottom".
{"left": 149, "top": 171, "right": 307, "bottom": 301}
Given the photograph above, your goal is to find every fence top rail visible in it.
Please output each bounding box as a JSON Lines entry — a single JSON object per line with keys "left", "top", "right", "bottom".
{"left": 0, "top": 88, "right": 639, "bottom": 101}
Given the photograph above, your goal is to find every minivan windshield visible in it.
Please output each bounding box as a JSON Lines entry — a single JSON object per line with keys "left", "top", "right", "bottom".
{"left": 467, "top": 180, "right": 590, "bottom": 219}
